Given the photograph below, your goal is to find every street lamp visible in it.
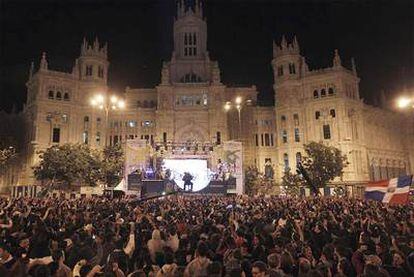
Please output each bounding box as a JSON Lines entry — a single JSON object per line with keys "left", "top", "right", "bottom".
{"left": 224, "top": 97, "right": 250, "bottom": 140}
{"left": 90, "top": 93, "right": 126, "bottom": 146}
{"left": 396, "top": 96, "right": 414, "bottom": 109}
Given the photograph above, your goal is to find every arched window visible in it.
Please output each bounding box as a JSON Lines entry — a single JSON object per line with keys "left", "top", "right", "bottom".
{"left": 56, "top": 91, "right": 62, "bottom": 100}
{"left": 63, "top": 92, "right": 69, "bottom": 101}
{"left": 321, "top": 89, "right": 326, "bottom": 97}
{"left": 150, "top": 100, "right": 155, "bottom": 108}
{"left": 289, "top": 63, "right": 296, "bottom": 74}
{"left": 83, "top": 131, "right": 89, "bottom": 144}
{"left": 96, "top": 132, "right": 101, "bottom": 145}
{"left": 84, "top": 116, "right": 89, "bottom": 122}
{"left": 330, "top": 109, "right": 336, "bottom": 118}
{"left": 281, "top": 115, "right": 286, "bottom": 121}
{"left": 315, "top": 111, "right": 320, "bottom": 120}
{"left": 313, "top": 90, "right": 319, "bottom": 99}
{"left": 328, "top": 87, "right": 334, "bottom": 95}
{"left": 143, "top": 100, "right": 149, "bottom": 108}
{"left": 48, "top": 90, "right": 54, "bottom": 99}
{"left": 277, "top": 65, "right": 284, "bottom": 76}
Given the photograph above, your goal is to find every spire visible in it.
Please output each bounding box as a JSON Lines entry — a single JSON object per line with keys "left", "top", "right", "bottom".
{"left": 180, "top": 0, "right": 185, "bottom": 16}
{"left": 333, "top": 49, "right": 342, "bottom": 67}
{"left": 199, "top": 0, "right": 203, "bottom": 18}
{"left": 72, "top": 58, "right": 79, "bottom": 76}
{"left": 195, "top": 0, "right": 200, "bottom": 15}
{"left": 281, "top": 35, "right": 287, "bottom": 49}
{"left": 177, "top": 0, "right": 181, "bottom": 17}
{"left": 40, "top": 52, "right": 48, "bottom": 71}
{"left": 351, "top": 57, "right": 357, "bottom": 75}
{"left": 29, "top": 61, "right": 34, "bottom": 79}
{"left": 292, "top": 35, "right": 300, "bottom": 52}
{"left": 93, "top": 37, "right": 99, "bottom": 51}
{"left": 81, "top": 37, "right": 87, "bottom": 55}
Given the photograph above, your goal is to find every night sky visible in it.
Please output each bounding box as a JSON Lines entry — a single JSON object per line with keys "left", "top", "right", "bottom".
{"left": 1, "top": 0, "right": 413, "bottom": 112}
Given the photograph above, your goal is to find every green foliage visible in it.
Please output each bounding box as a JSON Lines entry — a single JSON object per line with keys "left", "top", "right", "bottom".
{"left": 245, "top": 166, "right": 261, "bottom": 195}
{"left": 301, "top": 141, "right": 348, "bottom": 189}
{"left": 101, "top": 144, "right": 124, "bottom": 187}
{"left": 33, "top": 144, "right": 102, "bottom": 188}
{"left": 245, "top": 166, "right": 277, "bottom": 195}
{"left": 0, "top": 147, "right": 16, "bottom": 167}
{"left": 281, "top": 170, "right": 304, "bottom": 196}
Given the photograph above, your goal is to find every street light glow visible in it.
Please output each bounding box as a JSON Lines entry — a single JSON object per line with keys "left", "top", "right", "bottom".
{"left": 397, "top": 97, "right": 412, "bottom": 109}
{"left": 117, "top": 100, "right": 126, "bottom": 109}
{"left": 235, "top": 96, "right": 242, "bottom": 105}
{"left": 96, "top": 94, "right": 104, "bottom": 103}
{"left": 90, "top": 99, "right": 97, "bottom": 106}
{"left": 110, "top": 96, "right": 118, "bottom": 103}
{"left": 224, "top": 102, "right": 231, "bottom": 111}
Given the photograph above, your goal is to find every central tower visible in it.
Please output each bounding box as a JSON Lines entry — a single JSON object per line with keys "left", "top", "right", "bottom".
{"left": 163, "top": 0, "right": 220, "bottom": 84}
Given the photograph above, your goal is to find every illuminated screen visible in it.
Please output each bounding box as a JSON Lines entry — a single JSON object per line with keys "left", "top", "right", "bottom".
{"left": 163, "top": 159, "right": 211, "bottom": 191}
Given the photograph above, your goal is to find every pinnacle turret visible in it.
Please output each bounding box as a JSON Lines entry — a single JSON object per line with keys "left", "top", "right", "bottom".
{"left": 80, "top": 37, "right": 108, "bottom": 59}
{"left": 351, "top": 57, "right": 357, "bottom": 75}
{"left": 273, "top": 35, "right": 301, "bottom": 58}
{"left": 40, "top": 52, "right": 48, "bottom": 71}
{"left": 333, "top": 49, "right": 342, "bottom": 67}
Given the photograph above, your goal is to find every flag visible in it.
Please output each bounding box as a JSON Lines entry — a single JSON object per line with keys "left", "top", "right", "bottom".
{"left": 365, "top": 175, "right": 413, "bottom": 204}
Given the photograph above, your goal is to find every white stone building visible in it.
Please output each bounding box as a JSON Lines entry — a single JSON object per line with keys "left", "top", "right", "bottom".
{"left": 3, "top": 1, "right": 412, "bottom": 191}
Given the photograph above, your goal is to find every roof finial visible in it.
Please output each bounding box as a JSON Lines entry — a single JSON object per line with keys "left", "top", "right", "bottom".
{"left": 29, "top": 61, "right": 34, "bottom": 79}
{"left": 293, "top": 35, "right": 300, "bottom": 52}
{"left": 333, "top": 49, "right": 342, "bottom": 67}
{"left": 281, "top": 35, "right": 287, "bottom": 49}
{"left": 93, "top": 37, "right": 99, "bottom": 51}
{"left": 195, "top": 0, "right": 200, "bottom": 15}
{"left": 180, "top": 0, "right": 185, "bottom": 15}
{"left": 40, "top": 52, "right": 48, "bottom": 71}
{"left": 351, "top": 57, "right": 357, "bottom": 75}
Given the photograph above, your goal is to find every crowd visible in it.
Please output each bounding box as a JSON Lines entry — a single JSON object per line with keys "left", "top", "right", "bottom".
{"left": 0, "top": 194, "right": 413, "bottom": 277}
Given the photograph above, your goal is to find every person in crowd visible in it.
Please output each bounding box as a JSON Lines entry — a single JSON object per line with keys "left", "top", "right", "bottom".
{"left": 0, "top": 194, "right": 412, "bottom": 277}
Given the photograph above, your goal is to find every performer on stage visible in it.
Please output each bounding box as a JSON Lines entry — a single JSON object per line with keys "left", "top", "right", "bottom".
{"left": 182, "top": 172, "right": 193, "bottom": 191}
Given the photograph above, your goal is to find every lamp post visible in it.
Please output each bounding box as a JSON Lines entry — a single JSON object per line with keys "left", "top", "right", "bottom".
{"left": 224, "top": 96, "right": 250, "bottom": 140}
{"left": 90, "top": 94, "right": 126, "bottom": 146}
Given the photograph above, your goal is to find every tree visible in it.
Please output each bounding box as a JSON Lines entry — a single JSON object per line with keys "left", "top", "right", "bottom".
{"left": 301, "top": 141, "right": 348, "bottom": 189}
{"left": 33, "top": 144, "right": 101, "bottom": 188}
{"left": 245, "top": 166, "right": 277, "bottom": 195}
{"left": 281, "top": 169, "right": 304, "bottom": 197}
{"left": 100, "top": 144, "right": 124, "bottom": 187}
{"left": 0, "top": 147, "right": 16, "bottom": 167}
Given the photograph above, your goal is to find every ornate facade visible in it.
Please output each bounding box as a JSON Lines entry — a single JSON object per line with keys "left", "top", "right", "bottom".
{"left": 2, "top": 1, "right": 412, "bottom": 190}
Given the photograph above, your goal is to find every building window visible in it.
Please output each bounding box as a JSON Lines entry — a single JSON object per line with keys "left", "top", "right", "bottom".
{"left": 313, "top": 90, "right": 319, "bottom": 99}
{"left": 163, "top": 132, "right": 167, "bottom": 143}
{"left": 261, "top": 134, "right": 264, "bottom": 146}
{"left": 96, "top": 132, "right": 101, "bottom": 145}
{"left": 86, "top": 65, "right": 93, "bottom": 76}
{"left": 283, "top": 153, "right": 289, "bottom": 172}
{"left": 282, "top": 130, "right": 287, "bottom": 143}
{"left": 216, "top": 131, "right": 221, "bottom": 145}
{"left": 184, "top": 32, "right": 197, "bottom": 57}
{"left": 315, "top": 111, "right": 320, "bottom": 120}
{"left": 137, "top": 101, "right": 141, "bottom": 108}
{"left": 293, "top": 113, "right": 299, "bottom": 126}
{"left": 289, "top": 63, "right": 296, "bottom": 74}
{"left": 270, "top": 133, "right": 274, "bottom": 146}
{"left": 113, "top": 135, "right": 119, "bottom": 145}
{"left": 294, "top": 128, "right": 300, "bottom": 142}
{"left": 296, "top": 152, "right": 302, "bottom": 165}
{"left": 321, "top": 89, "right": 326, "bottom": 97}
{"left": 98, "top": 66, "right": 104, "bottom": 78}
{"left": 83, "top": 131, "right": 89, "bottom": 144}
{"left": 264, "top": 133, "right": 270, "bottom": 146}
{"left": 127, "top": 120, "right": 137, "bottom": 128}
{"left": 328, "top": 87, "right": 334, "bottom": 95}
{"left": 84, "top": 116, "right": 89, "bottom": 128}
{"left": 323, "top": 124, "right": 331, "bottom": 139}
{"left": 277, "top": 65, "right": 284, "bottom": 76}
{"left": 255, "top": 134, "right": 259, "bottom": 147}
{"left": 52, "top": 128, "right": 60, "bottom": 143}
{"left": 330, "top": 109, "right": 336, "bottom": 118}
{"left": 56, "top": 91, "right": 62, "bottom": 100}
{"left": 97, "top": 117, "right": 101, "bottom": 126}
{"left": 281, "top": 115, "right": 286, "bottom": 121}
{"left": 48, "top": 90, "right": 54, "bottom": 99}
{"left": 63, "top": 92, "right": 70, "bottom": 101}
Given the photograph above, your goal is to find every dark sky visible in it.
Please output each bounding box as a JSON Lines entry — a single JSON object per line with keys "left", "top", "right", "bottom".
{"left": 1, "top": 0, "right": 413, "bottom": 112}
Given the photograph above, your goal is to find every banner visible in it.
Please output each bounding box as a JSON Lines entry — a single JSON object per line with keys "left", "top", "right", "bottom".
{"left": 223, "top": 141, "right": 243, "bottom": 194}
